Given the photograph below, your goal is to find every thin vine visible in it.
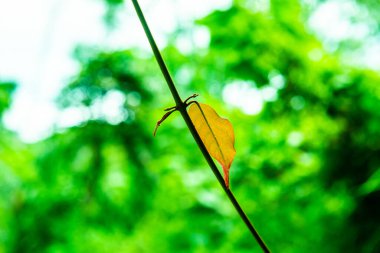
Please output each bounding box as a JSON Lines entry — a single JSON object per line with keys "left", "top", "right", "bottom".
{"left": 130, "top": 1, "right": 270, "bottom": 252}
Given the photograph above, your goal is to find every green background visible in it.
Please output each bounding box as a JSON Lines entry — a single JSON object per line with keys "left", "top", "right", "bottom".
{"left": 1, "top": 0, "right": 380, "bottom": 252}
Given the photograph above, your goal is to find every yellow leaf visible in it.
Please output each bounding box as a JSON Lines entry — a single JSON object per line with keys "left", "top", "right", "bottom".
{"left": 188, "top": 102, "right": 236, "bottom": 188}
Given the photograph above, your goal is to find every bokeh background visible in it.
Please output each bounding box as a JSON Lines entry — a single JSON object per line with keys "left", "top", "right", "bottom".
{"left": 1, "top": 0, "right": 380, "bottom": 252}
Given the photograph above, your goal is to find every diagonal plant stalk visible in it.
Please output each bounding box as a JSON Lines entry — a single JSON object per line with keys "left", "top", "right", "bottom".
{"left": 130, "top": 1, "right": 270, "bottom": 252}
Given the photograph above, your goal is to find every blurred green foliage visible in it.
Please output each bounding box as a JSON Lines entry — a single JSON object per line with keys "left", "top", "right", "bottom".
{"left": 0, "top": 81, "right": 16, "bottom": 118}
{"left": 1, "top": 0, "right": 380, "bottom": 252}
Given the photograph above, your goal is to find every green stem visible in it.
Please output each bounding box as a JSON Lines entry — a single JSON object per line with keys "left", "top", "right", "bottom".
{"left": 130, "top": 1, "right": 270, "bottom": 252}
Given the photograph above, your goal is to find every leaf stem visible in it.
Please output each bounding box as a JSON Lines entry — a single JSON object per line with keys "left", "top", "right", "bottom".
{"left": 130, "top": 1, "right": 270, "bottom": 252}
